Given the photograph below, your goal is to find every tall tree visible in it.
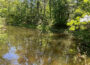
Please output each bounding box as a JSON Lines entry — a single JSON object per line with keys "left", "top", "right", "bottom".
{"left": 49, "top": 0, "right": 52, "bottom": 18}
{"left": 52, "top": 0, "right": 69, "bottom": 29}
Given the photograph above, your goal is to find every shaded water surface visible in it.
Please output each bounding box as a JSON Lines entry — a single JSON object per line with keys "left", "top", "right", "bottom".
{"left": 0, "top": 26, "right": 90, "bottom": 65}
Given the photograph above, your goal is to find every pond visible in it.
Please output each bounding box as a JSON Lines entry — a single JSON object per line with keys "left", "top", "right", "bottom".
{"left": 0, "top": 26, "right": 90, "bottom": 65}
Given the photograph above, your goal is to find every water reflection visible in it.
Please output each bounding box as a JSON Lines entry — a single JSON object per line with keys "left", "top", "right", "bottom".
{"left": 3, "top": 46, "right": 19, "bottom": 65}
{"left": 0, "top": 26, "right": 89, "bottom": 65}
{"left": 6, "top": 26, "right": 71, "bottom": 65}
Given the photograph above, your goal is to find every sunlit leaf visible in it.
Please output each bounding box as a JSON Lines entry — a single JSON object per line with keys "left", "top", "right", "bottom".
{"left": 83, "top": 0, "right": 88, "bottom": 3}
{"left": 69, "top": 26, "right": 75, "bottom": 31}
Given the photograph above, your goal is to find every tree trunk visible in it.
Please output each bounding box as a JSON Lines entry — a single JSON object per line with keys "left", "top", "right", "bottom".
{"left": 49, "top": 0, "right": 51, "bottom": 18}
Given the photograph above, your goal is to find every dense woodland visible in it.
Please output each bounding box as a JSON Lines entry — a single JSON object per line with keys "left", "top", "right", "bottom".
{"left": 0, "top": 0, "right": 90, "bottom": 30}
{"left": 0, "top": 0, "right": 90, "bottom": 62}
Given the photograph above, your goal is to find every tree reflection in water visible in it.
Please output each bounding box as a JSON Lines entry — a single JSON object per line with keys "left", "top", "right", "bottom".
{"left": 0, "top": 26, "right": 89, "bottom": 65}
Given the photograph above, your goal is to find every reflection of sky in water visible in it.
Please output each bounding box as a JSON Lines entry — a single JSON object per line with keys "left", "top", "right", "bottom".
{"left": 2, "top": 46, "right": 43, "bottom": 65}
{"left": 3, "top": 47, "right": 20, "bottom": 65}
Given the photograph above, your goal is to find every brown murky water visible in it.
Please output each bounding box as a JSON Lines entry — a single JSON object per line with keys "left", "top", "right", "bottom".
{"left": 0, "top": 26, "right": 90, "bottom": 65}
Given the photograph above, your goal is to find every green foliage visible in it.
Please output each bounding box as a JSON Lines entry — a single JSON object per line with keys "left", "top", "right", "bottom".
{"left": 0, "top": 0, "right": 89, "bottom": 31}
{"left": 83, "top": 0, "right": 88, "bottom": 3}
{"left": 52, "top": 0, "right": 69, "bottom": 29}
{"left": 0, "top": 18, "right": 7, "bottom": 43}
{"left": 67, "top": 1, "right": 90, "bottom": 31}
{"left": 74, "top": 29, "right": 90, "bottom": 55}
{"left": 0, "top": 0, "right": 70, "bottom": 31}
{"left": 67, "top": 16, "right": 88, "bottom": 31}
{"left": 66, "top": 0, "right": 90, "bottom": 55}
